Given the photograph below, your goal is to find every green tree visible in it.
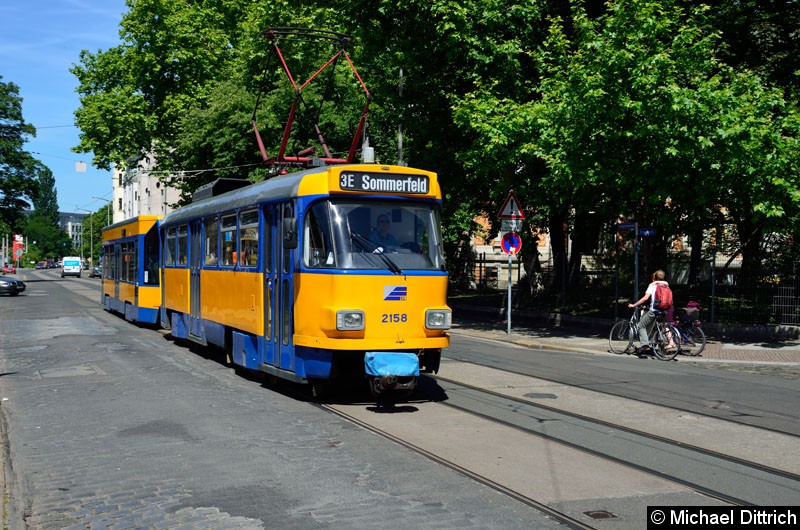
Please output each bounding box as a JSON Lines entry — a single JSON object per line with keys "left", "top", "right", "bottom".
{"left": 72, "top": 0, "right": 245, "bottom": 171}
{"left": 691, "top": 0, "right": 800, "bottom": 98}
{"left": 24, "top": 165, "right": 70, "bottom": 259}
{"left": 31, "top": 166, "right": 60, "bottom": 225}
{"left": 0, "top": 76, "right": 42, "bottom": 232}
{"left": 70, "top": 0, "right": 800, "bottom": 293}
{"left": 453, "top": 0, "right": 800, "bottom": 286}
{"left": 25, "top": 212, "right": 72, "bottom": 261}
{"left": 72, "top": 0, "right": 336, "bottom": 196}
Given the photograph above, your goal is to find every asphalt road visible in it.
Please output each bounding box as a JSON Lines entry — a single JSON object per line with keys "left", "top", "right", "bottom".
{"left": 0, "top": 273, "right": 561, "bottom": 529}
{"left": 2, "top": 272, "right": 799, "bottom": 529}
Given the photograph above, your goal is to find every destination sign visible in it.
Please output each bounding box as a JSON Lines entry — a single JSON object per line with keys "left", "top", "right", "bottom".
{"left": 339, "top": 172, "right": 429, "bottom": 194}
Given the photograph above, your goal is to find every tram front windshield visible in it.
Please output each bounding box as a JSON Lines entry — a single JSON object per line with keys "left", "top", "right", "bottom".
{"left": 303, "top": 200, "right": 445, "bottom": 271}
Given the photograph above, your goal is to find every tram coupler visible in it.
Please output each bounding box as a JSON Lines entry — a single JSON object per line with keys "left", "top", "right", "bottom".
{"left": 365, "top": 352, "right": 420, "bottom": 397}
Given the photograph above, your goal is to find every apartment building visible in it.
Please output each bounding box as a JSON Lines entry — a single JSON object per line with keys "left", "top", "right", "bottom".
{"left": 112, "top": 153, "right": 182, "bottom": 224}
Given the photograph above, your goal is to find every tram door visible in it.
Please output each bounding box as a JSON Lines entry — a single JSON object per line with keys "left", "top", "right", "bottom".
{"left": 263, "top": 202, "right": 295, "bottom": 371}
{"left": 189, "top": 221, "right": 203, "bottom": 339}
{"left": 278, "top": 202, "right": 295, "bottom": 370}
{"left": 263, "top": 205, "right": 277, "bottom": 366}
{"left": 113, "top": 244, "right": 121, "bottom": 301}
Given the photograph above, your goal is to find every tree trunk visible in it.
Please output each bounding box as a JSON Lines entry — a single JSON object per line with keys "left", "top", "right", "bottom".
{"left": 549, "top": 211, "right": 569, "bottom": 302}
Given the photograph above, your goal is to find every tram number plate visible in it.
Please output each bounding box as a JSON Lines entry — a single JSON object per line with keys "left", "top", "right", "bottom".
{"left": 382, "top": 313, "right": 408, "bottom": 323}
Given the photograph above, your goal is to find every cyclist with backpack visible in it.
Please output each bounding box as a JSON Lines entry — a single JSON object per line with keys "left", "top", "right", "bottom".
{"left": 628, "top": 269, "right": 673, "bottom": 355}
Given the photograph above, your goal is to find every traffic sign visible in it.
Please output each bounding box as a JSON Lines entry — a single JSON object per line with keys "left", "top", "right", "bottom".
{"left": 498, "top": 191, "right": 525, "bottom": 219}
{"left": 617, "top": 222, "right": 636, "bottom": 231}
{"left": 500, "top": 218, "right": 523, "bottom": 233}
{"left": 638, "top": 228, "right": 657, "bottom": 237}
{"left": 501, "top": 232, "right": 522, "bottom": 255}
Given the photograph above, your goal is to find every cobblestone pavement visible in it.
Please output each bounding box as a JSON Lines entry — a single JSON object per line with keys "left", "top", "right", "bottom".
{"left": 0, "top": 281, "right": 561, "bottom": 530}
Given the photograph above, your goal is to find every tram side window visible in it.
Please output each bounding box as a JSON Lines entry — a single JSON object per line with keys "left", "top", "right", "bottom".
{"left": 122, "top": 242, "right": 135, "bottom": 282}
{"left": 239, "top": 209, "right": 258, "bottom": 267}
{"left": 143, "top": 228, "right": 159, "bottom": 285}
{"left": 283, "top": 204, "right": 293, "bottom": 273}
{"left": 177, "top": 225, "right": 188, "bottom": 266}
{"left": 204, "top": 217, "right": 219, "bottom": 266}
{"left": 221, "top": 214, "right": 237, "bottom": 266}
{"left": 111, "top": 247, "right": 119, "bottom": 280}
{"left": 303, "top": 202, "right": 334, "bottom": 268}
{"left": 264, "top": 208, "right": 272, "bottom": 274}
{"left": 103, "top": 244, "right": 115, "bottom": 279}
{"left": 165, "top": 227, "right": 176, "bottom": 266}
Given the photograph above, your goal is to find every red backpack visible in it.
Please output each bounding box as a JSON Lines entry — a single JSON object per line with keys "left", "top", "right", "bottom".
{"left": 654, "top": 283, "right": 673, "bottom": 310}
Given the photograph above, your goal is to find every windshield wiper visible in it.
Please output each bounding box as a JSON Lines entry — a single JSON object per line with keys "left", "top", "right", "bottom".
{"left": 351, "top": 233, "right": 403, "bottom": 275}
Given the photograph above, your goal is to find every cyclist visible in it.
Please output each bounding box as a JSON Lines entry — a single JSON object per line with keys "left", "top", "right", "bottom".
{"left": 628, "top": 269, "right": 670, "bottom": 355}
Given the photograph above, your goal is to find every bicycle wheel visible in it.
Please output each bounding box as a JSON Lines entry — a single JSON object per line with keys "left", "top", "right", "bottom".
{"left": 653, "top": 323, "right": 679, "bottom": 361}
{"left": 682, "top": 325, "right": 706, "bottom": 356}
{"left": 608, "top": 321, "right": 633, "bottom": 354}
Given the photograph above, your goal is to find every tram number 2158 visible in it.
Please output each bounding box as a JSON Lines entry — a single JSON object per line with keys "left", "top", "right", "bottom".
{"left": 382, "top": 313, "right": 408, "bottom": 323}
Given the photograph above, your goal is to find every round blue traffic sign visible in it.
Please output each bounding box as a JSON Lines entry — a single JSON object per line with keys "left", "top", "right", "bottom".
{"left": 501, "top": 232, "right": 522, "bottom": 255}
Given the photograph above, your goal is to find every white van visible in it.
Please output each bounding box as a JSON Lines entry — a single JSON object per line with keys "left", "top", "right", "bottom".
{"left": 61, "top": 256, "right": 82, "bottom": 278}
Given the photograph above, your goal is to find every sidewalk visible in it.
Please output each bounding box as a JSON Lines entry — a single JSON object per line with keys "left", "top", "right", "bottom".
{"left": 450, "top": 307, "right": 800, "bottom": 365}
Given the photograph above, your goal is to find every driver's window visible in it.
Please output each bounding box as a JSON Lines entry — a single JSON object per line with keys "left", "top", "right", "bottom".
{"left": 304, "top": 202, "right": 334, "bottom": 268}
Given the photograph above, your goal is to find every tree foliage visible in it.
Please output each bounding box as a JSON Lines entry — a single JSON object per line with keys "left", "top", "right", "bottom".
{"left": 72, "top": 0, "right": 353, "bottom": 194}
{"left": 0, "top": 76, "right": 43, "bottom": 232}
{"left": 452, "top": 0, "right": 800, "bottom": 282}
{"left": 24, "top": 166, "right": 72, "bottom": 259}
{"left": 31, "top": 166, "right": 60, "bottom": 225}
{"left": 71, "top": 0, "right": 800, "bottom": 286}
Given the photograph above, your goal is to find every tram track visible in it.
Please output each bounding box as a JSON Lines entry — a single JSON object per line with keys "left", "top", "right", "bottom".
{"left": 45, "top": 272, "right": 799, "bottom": 524}
{"left": 305, "top": 369, "right": 799, "bottom": 528}
{"left": 316, "top": 400, "right": 595, "bottom": 530}
{"left": 432, "top": 375, "right": 800, "bottom": 506}
{"left": 447, "top": 334, "right": 800, "bottom": 438}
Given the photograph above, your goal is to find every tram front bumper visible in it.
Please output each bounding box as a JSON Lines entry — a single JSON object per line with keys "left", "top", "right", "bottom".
{"left": 365, "top": 352, "right": 420, "bottom": 392}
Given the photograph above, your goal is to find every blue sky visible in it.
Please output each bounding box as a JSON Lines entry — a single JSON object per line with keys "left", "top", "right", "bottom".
{"left": 0, "top": 0, "right": 127, "bottom": 214}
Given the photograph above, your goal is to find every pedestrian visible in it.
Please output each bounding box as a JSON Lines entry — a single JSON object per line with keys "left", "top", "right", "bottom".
{"left": 628, "top": 269, "right": 670, "bottom": 355}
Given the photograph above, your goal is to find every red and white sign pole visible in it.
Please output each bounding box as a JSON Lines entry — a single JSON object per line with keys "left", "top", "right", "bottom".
{"left": 498, "top": 191, "right": 525, "bottom": 334}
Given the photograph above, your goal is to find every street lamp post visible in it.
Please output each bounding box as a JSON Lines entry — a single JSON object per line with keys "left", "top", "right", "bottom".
{"left": 91, "top": 196, "right": 112, "bottom": 226}
{"left": 77, "top": 208, "right": 93, "bottom": 266}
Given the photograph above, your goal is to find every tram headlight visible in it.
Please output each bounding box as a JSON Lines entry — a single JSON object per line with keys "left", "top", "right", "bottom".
{"left": 336, "top": 310, "right": 365, "bottom": 331}
{"left": 425, "top": 309, "right": 452, "bottom": 330}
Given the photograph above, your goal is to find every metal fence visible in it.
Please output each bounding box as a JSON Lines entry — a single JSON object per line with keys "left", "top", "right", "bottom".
{"left": 461, "top": 253, "right": 799, "bottom": 327}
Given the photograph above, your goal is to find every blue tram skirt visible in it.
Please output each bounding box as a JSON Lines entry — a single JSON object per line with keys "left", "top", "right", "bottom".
{"left": 364, "top": 352, "right": 420, "bottom": 377}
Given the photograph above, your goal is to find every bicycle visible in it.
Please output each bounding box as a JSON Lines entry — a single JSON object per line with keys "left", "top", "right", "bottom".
{"left": 672, "top": 314, "right": 706, "bottom": 356}
{"left": 608, "top": 308, "right": 681, "bottom": 360}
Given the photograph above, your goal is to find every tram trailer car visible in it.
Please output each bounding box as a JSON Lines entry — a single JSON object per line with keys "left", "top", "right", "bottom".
{"left": 101, "top": 215, "right": 163, "bottom": 324}
{"left": 159, "top": 164, "right": 451, "bottom": 398}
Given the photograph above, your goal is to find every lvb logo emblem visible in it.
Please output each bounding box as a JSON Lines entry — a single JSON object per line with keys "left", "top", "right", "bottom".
{"left": 384, "top": 286, "right": 407, "bottom": 301}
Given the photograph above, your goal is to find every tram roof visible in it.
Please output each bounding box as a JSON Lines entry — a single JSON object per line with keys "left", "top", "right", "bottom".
{"left": 101, "top": 214, "right": 162, "bottom": 237}
{"left": 161, "top": 164, "right": 439, "bottom": 226}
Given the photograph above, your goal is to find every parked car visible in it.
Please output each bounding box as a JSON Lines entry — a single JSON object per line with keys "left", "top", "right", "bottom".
{"left": 35, "top": 261, "right": 47, "bottom": 270}
{"left": 3, "top": 263, "right": 16, "bottom": 274}
{"left": 89, "top": 265, "right": 103, "bottom": 278}
{"left": 0, "top": 273, "right": 26, "bottom": 296}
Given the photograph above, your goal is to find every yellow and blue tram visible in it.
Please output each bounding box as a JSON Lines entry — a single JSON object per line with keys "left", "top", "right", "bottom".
{"left": 101, "top": 215, "right": 162, "bottom": 324}
{"left": 103, "top": 164, "right": 451, "bottom": 397}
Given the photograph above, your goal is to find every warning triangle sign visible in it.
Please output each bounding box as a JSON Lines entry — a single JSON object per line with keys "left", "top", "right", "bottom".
{"left": 498, "top": 191, "right": 525, "bottom": 219}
